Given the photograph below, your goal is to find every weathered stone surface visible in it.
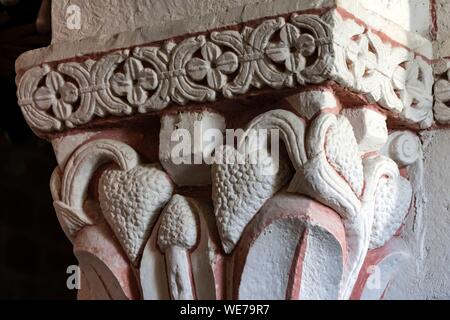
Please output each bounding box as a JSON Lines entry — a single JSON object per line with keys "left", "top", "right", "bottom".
{"left": 384, "top": 130, "right": 450, "bottom": 299}
{"left": 160, "top": 110, "right": 226, "bottom": 186}
{"left": 16, "top": 0, "right": 432, "bottom": 71}
{"left": 13, "top": 0, "right": 450, "bottom": 302}
{"left": 341, "top": 107, "right": 388, "bottom": 155}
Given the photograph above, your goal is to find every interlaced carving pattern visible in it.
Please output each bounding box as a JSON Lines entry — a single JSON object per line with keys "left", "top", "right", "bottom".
{"left": 17, "top": 13, "right": 432, "bottom": 132}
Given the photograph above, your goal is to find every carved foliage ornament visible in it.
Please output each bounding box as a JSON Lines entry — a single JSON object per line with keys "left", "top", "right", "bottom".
{"left": 209, "top": 94, "right": 414, "bottom": 298}
{"left": 328, "top": 13, "right": 433, "bottom": 128}
{"left": 50, "top": 91, "right": 417, "bottom": 299}
{"left": 17, "top": 11, "right": 433, "bottom": 133}
{"left": 434, "top": 58, "right": 450, "bottom": 124}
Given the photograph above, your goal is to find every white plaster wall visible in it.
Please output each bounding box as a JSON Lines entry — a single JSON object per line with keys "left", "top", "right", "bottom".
{"left": 384, "top": 0, "right": 450, "bottom": 300}
{"left": 384, "top": 130, "right": 450, "bottom": 300}
{"left": 51, "top": 0, "right": 275, "bottom": 43}
{"left": 358, "top": 0, "right": 431, "bottom": 39}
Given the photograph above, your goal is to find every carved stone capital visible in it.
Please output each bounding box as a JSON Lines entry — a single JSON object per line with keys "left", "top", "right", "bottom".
{"left": 42, "top": 88, "right": 417, "bottom": 299}
{"left": 15, "top": 0, "right": 427, "bottom": 300}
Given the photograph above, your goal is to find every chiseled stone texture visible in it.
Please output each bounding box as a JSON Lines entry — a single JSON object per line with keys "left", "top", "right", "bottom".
{"left": 435, "top": 0, "right": 450, "bottom": 57}
{"left": 17, "top": 0, "right": 433, "bottom": 72}
{"left": 384, "top": 130, "right": 450, "bottom": 299}
{"left": 360, "top": 0, "right": 431, "bottom": 39}
{"left": 13, "top": 0, "right": 449, "bottom": 301}
{"left": 51, "top": 0, "right": 273, "bottom": 43}
{"left": 51, "top": 0, "right": 432, "bottom": 43}
{"left": 159, "top": 111, "right": 226, "bottom": 187}
{"left": 341, "top": 108, "right": 388, "bottom": 155}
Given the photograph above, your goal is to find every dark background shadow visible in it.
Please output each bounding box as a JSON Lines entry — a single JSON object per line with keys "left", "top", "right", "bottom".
{"left": 0, "top": 0, "right": 76, "bottom": 299}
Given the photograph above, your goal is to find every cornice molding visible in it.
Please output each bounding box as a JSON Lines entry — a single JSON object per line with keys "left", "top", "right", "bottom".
{"left": 16, "top": 9, "right": 433, "bottom": 134}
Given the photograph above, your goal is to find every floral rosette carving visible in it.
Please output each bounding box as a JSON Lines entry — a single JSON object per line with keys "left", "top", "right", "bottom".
{"left": 17, "top": 12, "right": 432, "bottom": 133}
{"left": 15, "top": 14, "right": 333, "bottom": 132}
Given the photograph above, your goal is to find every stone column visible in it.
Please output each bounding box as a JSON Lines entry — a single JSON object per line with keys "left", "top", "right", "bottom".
{"left": 15, "top": 0, "right": 436, "bottom": 299}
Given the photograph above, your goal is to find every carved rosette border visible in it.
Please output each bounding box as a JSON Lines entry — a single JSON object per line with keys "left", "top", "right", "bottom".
{"left": 16, "top": 11, "right": 433, "bottom": 133}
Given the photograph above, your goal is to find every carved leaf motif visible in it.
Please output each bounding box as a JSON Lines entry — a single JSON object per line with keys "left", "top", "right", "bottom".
{"left": 52, "top": 139, "right": 142, "bottom": 243}
{"left": 50, "top": 167, "right": 94, "bottom": 242}
{"left": 53, "top": 201, "right": 94, "bottom": 242}
{"left": 244, "top": 109, "right": 307, "bottom": 170}
{"left": 338, "top": 155, "right": 409, "bottom": 299}
{"left": 325, "top": 116, "right": 364, "bottom": 197}
{"left": 212, "top": 146, "right": 291, "bottom": 253}
{"left": 110, "top": 57, "right": 159, "bottom": 106}
{"left": 33, "top": 71, "right": 78, "bottom": 121}
{"left": 297, "top": 113, "right": 362, "bottom": 220}
{"left": 74, "top": 223, "right": 140, "bottom": 300}
{"left": 252, "top": 18, "right": 291, "bottom": 89}
{"left": 99, "top": 164, "right": 174, "bottom": 265}
{"left": 186, "top": 42, "right": 238, "bottom": 90}
{"left": 346, "top": 35, "right": 377, "bottom": 82}
{"left": 369, "top": 176, "right": 412, "bottom": 249}
{"left": 169, "top": 36, "right": 216, "bottom": 104}
{"left": 326, "top": 11, "right": 432, "bottom": 126}
{"left": 393, "top": 58, "right": 434, "bottom": 127}
{"left": 133, "top": 47, "right": 171, "bottom": 112}
{"left": 158, "top": 195, "right": 199, "bottom": 251}
{"left": 93, "top": 51, "right": 133, "bottom": 116}
{"left": 210, "top": 30, "right": 249, "bottom": 98}
{"left": 327, "top": 14, "right": 365, "bottom": 87}
{"left": 266, "top": 24, "right": 316, "bottom": 75}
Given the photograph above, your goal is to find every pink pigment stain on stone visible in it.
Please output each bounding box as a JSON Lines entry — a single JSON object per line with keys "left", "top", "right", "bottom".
{"left": 350, "top": 238, "right": 401, "bottom": 300}
{"left": 74, "top": 222, "right": 141, "bottom": 300}
{"left": 231, "top": 193, "right": 347, "bottom": 299}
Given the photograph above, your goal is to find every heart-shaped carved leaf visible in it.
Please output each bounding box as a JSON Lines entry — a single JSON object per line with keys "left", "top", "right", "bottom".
{"left": 369, "top": 175, "right": 412, "bottom": 249}
{"left": 212, "top": 146, "right": 291, "bottom": 253}
{"left": 99, "top": 164, "right": 174, "bottom": 265}
{"left": 325, "top": 116, "right": 364, "bottom": 197}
